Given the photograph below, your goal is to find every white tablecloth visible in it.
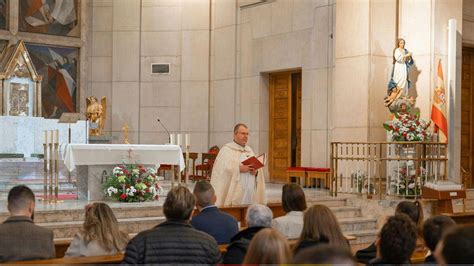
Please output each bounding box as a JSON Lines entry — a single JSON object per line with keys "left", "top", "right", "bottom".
{"left": 64, "top": 144, "right": 185, "bottom": 171}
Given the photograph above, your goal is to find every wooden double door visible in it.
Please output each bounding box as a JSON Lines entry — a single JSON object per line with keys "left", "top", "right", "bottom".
{"left": 269, "top": 71, "right": 302, "bottom": 183}
{"left": 462, "top": 47, "right": 474, "bottom": 188}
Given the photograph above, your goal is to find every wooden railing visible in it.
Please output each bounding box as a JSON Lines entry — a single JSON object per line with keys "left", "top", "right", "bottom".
{"left": 331, "top": 142, "right": 448, "bottom": 198}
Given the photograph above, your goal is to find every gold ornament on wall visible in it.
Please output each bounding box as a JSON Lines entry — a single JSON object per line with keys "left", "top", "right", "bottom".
{"left": 86, "top": 96, "right": 106, "bottom": 136}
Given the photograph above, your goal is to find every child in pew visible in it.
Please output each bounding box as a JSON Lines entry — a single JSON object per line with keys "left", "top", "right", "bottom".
{"left": 64, "top": 203, "right": 129, "bottom": 257}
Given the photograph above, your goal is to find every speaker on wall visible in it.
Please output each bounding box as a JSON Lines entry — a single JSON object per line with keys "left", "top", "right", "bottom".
{"left": 151, "top": 63, "right": 170, "bottom": 74}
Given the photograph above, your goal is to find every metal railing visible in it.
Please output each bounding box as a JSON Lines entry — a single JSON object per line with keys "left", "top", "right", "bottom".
{"left": 330, "top": 142, "right": 448, "bottom": 198}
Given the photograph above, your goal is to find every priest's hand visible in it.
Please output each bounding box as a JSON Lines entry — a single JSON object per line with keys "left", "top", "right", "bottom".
{"left": 240, "top": 164, "right": 254, "bottom": 173}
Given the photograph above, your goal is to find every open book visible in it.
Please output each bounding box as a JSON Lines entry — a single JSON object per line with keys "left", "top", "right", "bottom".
{"left": 241, "top": 153, "right": 266, "bottom": 170}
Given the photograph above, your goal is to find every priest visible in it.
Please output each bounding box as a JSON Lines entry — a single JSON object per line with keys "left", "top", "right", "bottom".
{"left": 210, "top": 123, "right": 266, "bottom": 206}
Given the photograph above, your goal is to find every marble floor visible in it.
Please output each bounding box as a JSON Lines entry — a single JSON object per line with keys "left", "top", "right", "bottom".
{"left": 0, "top": 181, "right": 331, "bottom": 214}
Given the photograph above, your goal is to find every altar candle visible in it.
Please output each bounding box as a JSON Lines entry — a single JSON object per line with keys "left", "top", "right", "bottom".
{"left": 44, "top": 131, "right": 47, "bottom": 144}
{"left": 50, "top": 130, "right": 53, "bottom": 144}
{"left": 170, "top": 133, "right": 175, "bottom": 145}
{"left": 55, "top": 130, "right": 59, "bottom": 144}
{"left": 185, "top": 134, "right": 190, "bottom": 147}
{"left": 177, "top": 134, "right": 181, "bottom": 147}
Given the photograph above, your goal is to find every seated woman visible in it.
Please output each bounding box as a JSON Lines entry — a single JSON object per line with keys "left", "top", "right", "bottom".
{"left": 272, "top": 184, "right": 307, "bottom": 239}
{"left": 355, "top": 200, "right": 424, "bottom": 264}
{"left": 294, "top": 204, "right": 350, "bottom": 255}
{"left": 243, "top": 228, "right": 292, "bottom": 264}
{"left": 64, "top": 203, "right": 129, "bottom": 257}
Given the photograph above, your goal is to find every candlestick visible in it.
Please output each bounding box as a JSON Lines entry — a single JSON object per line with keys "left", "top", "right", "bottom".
{"left": 177, "top": 134, "right": 181, "bottom": 147}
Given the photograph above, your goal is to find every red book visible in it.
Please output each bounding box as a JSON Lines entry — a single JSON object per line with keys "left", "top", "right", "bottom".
{"left": 242, "top": 153, "right": 266, "bottom": 170}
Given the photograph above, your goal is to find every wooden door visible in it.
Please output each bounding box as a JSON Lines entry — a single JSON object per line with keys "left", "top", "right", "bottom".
{"left": 461, "top": 47, "right": 474, "bottom": 188}
{"left": 269, "top": 71, "right": 302, "bottom": 182}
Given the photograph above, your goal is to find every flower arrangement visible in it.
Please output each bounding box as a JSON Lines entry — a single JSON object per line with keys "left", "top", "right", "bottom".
{"left": 103, "top": 164, "right": 162, "bottom": 202}
{"left": 384, "top": 112, "right": 431, "bottom": 142}
{"left": 351, "top": 170, "right": 375, "bottom": 194}
{"left": 390, "top": 166, "right": 422, "bottom": 196}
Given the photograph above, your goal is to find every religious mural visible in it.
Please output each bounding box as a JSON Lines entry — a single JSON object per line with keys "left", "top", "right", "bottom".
{"left": 19, "top": 0, "right": 79, "bottom": 37}
{"left": 25, "top": 43, "right": 78, "bottom": 118}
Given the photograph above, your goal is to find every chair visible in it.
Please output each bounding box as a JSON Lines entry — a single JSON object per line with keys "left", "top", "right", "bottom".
{"left": 191, "top": 152, "right": 218, "bottom": 181}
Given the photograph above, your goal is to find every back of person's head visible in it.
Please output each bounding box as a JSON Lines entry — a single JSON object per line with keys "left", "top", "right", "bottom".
{"left": 164, "top": 186, "right": 196, "bottom": 221}
{"left": 193, "top": 180, "right": 216, "bottom": 208}
{"left": 246, "top": 204, "right": 272, "bottom": 228}
{"left": 300, "top": 204, "right": 349, "bottom": 249}
{"left": 83, "top": 202, "right": 129, "bottom": 252}
{"left": 7, "top": 185, "right": 35, "bottom": 215}
{"left": 438, "top": 225, "right": 474, "bottom": 264}
{"left": 378, "top": 214, "right": 417, "bottom": 263}
{"left": 395, "top": 200, "right": 423, "bottom": 229}
{"left": 243, "top": 228, "right": 292, "bottom": 264}
{"left": 422, "top": 215, "right": 456, "bottom": 251}
{"left": 282, "top": 183, "right": 307, "bottom": 213}
{"left": 293, "top": 244, "right": 356, "bottom": 265}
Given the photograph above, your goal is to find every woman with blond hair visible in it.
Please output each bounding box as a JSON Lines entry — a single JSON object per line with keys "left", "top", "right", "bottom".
{"left": 65, "top": 202, "right": 129, "bottom": 257}
{"left": 294, "top": 204, "right": 350, "bottom": 255}
{"left": 243, "top": 228, "right": 292, "bottom": 264}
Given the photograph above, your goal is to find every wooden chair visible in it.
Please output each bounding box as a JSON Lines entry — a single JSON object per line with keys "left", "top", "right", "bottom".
{"left": 191, "top": 152, "right": 218, "bottom": 181}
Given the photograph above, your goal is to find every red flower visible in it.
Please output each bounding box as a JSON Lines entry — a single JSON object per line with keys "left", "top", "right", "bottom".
{"left": 120, "top": 193, "right": 127, "bottom": 200}
{"left": 146, "top": 188, "right": 150, "bottom": 193}
{"left": 123, "top": 170, "right": 129, "bottom": 174}
{"left": 140, "top": 168, "right": 146, "bottom": 174}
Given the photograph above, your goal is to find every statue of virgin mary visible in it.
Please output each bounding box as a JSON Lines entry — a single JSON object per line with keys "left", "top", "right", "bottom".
{"left": 384, "top": 38, "right": 414, "bottom": 107}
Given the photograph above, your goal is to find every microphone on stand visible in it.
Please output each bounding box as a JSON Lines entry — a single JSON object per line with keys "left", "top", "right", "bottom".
{"left": 157, "top": 119, "right": 171, "bottom": 144}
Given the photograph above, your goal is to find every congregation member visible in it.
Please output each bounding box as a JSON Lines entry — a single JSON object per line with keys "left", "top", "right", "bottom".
{"left": 293, "top": 244, "right": 356, "bottom": 265}
{"left": 191, "top": 180, "right": 239, "bottom": 244}
{"left": 223, "top": 204, "right": 272, "bottom": 264}
{"left": 434, "top": 225, "right": 474, "bottom": 265}
{"left": 370, "top": 214, "right": 417, "bottom": 265}
{"left": 272, "top": 183, "right": 306, "bottom": 239}
{"left": 0, "top": 185, "right": 55, "bottom": 262}
{"left": 356, "top": 200, "right": 424, "bottom": 263}
{"left": 122, "top": 186, "right": 221, "bottom": 264}
{"left": 422, "top": 215, "right": 456, "bottom": 263}
{"left": 294, "top": 204, "right": 349, "bottom": 255}
{"left": 211, "top": 123, "right": 266, "bottom": 206}
{"left": 65, "top": 202, "right": 128, "bottom": 257}
{"left": 242, "top": 228, "right": 292, "bottom": 264}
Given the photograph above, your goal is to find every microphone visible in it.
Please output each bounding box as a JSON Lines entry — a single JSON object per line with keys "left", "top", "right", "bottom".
{"left": 157, "top": 119, "right": 171, "bottom": 143}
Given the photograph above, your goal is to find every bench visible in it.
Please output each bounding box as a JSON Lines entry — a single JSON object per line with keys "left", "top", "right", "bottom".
{"left": 287, "top": 167, "right": 330, "bottom": 189}
{"left": 10, "top": 253, "right": 124, "bottom": 264}
{"left": 440, "top": 211, "right": 474, "bottom": 226}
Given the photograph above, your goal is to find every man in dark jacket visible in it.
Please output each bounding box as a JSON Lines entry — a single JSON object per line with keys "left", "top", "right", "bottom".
{"left": 122, "top": 186, "right": 221, "bottom": 264}
{"left": 223, "top": 204, "right": 273, "bottom": 264}
{"left": 0, "top": 185, "right": 55, "bottom": 263}
{"left": 191, "top": 180, "right": 238, "bottom": 244}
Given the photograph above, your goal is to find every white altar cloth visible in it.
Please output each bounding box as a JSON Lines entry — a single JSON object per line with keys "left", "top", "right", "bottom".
{"left": 64, "top": 144, "right": 185, "bottom": 171}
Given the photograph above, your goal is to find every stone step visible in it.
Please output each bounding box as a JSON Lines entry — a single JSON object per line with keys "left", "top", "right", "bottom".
{"left": 345, "top": 229, "right": 378, "bottom": 245}
{"left": 339, "top": 217, "right": 377, "bottom": 232}
{"left": 305, "top": 197, "right": 348, "bottom": 207}
{"left": 330, "top": 206, "right": 361, "bottom": 219}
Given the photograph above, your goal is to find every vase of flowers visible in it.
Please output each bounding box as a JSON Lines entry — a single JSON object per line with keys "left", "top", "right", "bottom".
{"left": 384, "top": 112, "right": 431, "bottom": 142}
{"left": 103, "top": 164, "right": 163, "bottom": 202}
{"left": 390, "top": 166, "right": 422, "bottom": 197}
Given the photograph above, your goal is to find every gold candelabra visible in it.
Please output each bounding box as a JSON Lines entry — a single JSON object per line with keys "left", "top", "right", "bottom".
{"left": 41, "top": 130, "right": 62, "bottom": 203}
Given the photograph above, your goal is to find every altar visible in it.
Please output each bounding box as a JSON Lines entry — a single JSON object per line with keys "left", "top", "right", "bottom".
{"left": 64, "top": 144, "right": 185, "bottom": 200}
{"left": 0, "top": 116, "right": 87, "bottom": 157}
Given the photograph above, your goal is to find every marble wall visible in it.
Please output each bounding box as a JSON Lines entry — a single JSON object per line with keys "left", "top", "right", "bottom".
{"left": 87, "top": 0, "right": 210, "bottom": 153}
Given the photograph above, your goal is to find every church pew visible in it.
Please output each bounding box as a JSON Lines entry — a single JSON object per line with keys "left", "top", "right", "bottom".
{"left": 10, "top": 254, "right": 124, "bottom": 264}
{"left": 440, "top": 211, "right": 474, "bottom": 226}
{"left": 218, "top": 202, "right": 286, "bottom": 227}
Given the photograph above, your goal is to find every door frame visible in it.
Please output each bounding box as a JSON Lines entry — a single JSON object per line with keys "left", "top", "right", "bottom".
{"left": 268, "top": 69, "right": 302, "bottom": 183}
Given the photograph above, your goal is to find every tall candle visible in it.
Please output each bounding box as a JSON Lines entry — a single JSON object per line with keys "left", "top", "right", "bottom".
{"left": 177, "top": 134, "right": 181, "bottom": 146}
{"left": 44, "top": 131, "right": 47, "bottom": 144}
{"left": 50, "top": 130, "right": 53, "bottom": 144}
{"left": 185, "top": 134, "right": 190, "bottom": 147}
{"left": 170, "top": 133, "right": 175, "bottom": 145}
{"left": 55, "top": 130, "right": 59, "bottom": 144}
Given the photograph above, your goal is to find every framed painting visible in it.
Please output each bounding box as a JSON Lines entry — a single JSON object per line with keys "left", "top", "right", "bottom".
{"left": 19, "top": 0, "right": 79, "bottom": 37}
{"left": 25, "top": 43, "right": 78, "bottom": 118}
